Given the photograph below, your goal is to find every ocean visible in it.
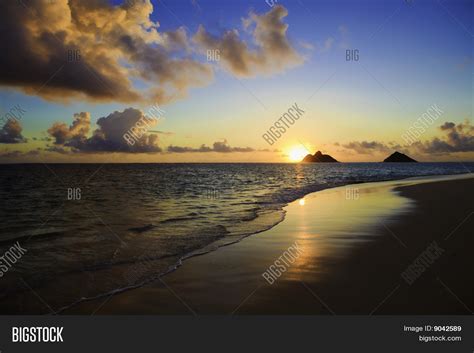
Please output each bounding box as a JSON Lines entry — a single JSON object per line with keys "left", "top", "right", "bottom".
{"left": 0, "top": 162, "right": 473, "bottom": 313}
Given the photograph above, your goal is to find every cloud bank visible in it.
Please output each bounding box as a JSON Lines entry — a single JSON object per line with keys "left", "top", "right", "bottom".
{"left": 48, "top": 112, "right": 90, "bottom": 145}
{"left": 341, "top": 121, "right": 474, "bottom": 156}
{"left": 193, "top": 5, "right": 303, "bottom": 77}
{"left": 0, "top": 1, "right": 302, "bottom": 103}
{"left": 413, "top": 121, "right": 474, "bottom": 154}
{"left": 45, "top": 107, "right": 266, "bottom": 155}
{"left": 47, "top": 108, "right": 162, "bottom": 153}
{"left": 46, "top": 109, "right": 260, "bottom": 155}
{"left": 341, "top": 141, "right": 393, "bottom": 155}
{"left": 167, "top": 140, "right": 254, "bottom": 153}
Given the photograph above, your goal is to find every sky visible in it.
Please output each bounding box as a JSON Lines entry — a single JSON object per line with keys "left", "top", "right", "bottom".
{"left": 0, "top": 0, "right": 472, "bottom": 162}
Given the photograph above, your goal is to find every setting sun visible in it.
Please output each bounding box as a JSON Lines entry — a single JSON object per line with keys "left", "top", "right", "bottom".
{"left": 288, "top": 146, "right": 309, "bottom": 162}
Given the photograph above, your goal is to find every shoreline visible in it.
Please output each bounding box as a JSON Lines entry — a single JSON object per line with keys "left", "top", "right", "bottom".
{"left": 51, "top": 173, "right": 472, "bottom": 314}
{"left": 63, "top": 172, "right": 474, "bottom": 314}
{"left": 57, "top": 172, "right": 469, "bottom": 312}
{"left": 3, "top": 170, "right": 470, "bottom": 315}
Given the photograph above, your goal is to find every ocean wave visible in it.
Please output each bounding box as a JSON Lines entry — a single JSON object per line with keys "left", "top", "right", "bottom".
{"left": 1, "top": 163, "right": 473, "bottom": 313}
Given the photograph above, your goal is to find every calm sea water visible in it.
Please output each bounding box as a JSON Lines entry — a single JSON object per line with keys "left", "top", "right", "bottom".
{"left": 0, "top": 162, "right": 473, "bottom": 312}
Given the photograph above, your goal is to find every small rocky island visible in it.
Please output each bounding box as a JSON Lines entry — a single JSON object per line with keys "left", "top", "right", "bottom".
{"left": 302, "top": 151, "right": 339, "bottom": 163}
{"left": 383, "top": 151, "right": 417, "bottom": 163}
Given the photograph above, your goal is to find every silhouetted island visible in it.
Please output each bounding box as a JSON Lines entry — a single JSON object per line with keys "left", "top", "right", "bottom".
{"left": 383, "top": 151, "right": 417, "bottom": 163}
{"left": 302, "top": 151, "right": 339, "bottom": 163}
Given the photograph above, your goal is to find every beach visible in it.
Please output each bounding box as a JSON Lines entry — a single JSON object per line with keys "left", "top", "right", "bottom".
{"left": 64, "top": 174, "right": 474, "bottom": 315}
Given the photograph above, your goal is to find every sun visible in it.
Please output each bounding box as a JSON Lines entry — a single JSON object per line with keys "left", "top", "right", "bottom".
{"left": 288, "top": 146, "right": 309, "bottom": 162}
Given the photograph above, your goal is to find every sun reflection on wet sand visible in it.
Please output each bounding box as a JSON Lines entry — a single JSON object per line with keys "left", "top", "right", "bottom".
{"left": 63, "top": 175, "right": 474, "bottom": 314}
{"left": 282, "top": 182, "right": 414, "bottom": 282}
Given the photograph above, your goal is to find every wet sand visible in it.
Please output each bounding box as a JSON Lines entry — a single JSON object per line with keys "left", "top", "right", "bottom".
{"left": 67, "top": 174, "right": 474, "bottom": 314}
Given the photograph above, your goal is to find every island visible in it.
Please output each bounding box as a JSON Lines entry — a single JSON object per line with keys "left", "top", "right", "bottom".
{"left": 302, "top": 151, "right": 339, "bottom": 163}
{"left": 383, "top": 151, "right": 417, "bottom": 163}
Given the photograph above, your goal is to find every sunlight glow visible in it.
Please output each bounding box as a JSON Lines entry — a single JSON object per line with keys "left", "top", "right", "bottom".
{"left": 288, "top": 146, "right": 308, "bottom": 162}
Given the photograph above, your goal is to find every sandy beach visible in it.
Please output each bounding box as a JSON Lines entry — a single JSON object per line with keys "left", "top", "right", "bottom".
{"left": 63, "top": 174, "right": 474, "bottom": 314}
